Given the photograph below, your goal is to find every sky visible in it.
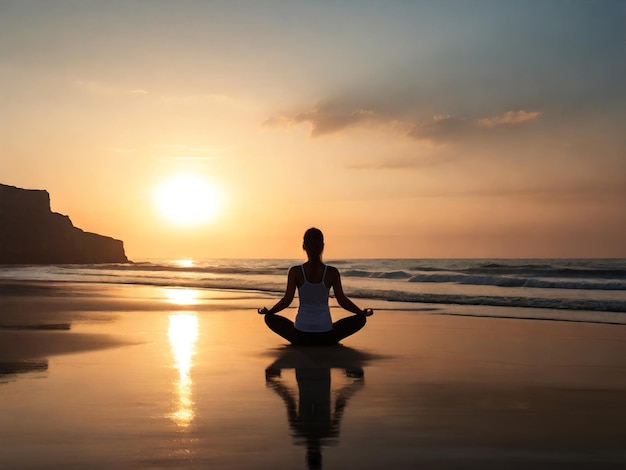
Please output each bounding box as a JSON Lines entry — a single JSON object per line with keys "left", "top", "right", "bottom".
{"left": 1, "top": 0, "right": 625, "bottom": 259}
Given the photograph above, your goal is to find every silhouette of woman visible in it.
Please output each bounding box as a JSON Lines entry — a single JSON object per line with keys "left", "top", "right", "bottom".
{"left": 264, "top": 346, "right": 369, "bottom": 469}
{"left": 266, "top": 366, "right": 364, "bottom": 470}
{"left": 258, "top": 227, "right": 373, "bottom": 346}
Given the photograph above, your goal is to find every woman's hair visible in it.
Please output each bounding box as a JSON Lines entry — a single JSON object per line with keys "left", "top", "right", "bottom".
{"left": 303, "top": 227, "right": 324, "bottom": 256}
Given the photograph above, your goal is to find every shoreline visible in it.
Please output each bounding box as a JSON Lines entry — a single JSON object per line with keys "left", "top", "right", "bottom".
{"left": 1, "top": 280, "right": 626, "bottom": 468}
{"left": 2, "top": 277, "right": 625, "bottom": 328}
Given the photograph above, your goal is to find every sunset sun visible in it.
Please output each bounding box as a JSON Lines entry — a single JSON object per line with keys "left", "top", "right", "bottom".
{"left": 155, "top": 175, "right": 221, "bottom": 226}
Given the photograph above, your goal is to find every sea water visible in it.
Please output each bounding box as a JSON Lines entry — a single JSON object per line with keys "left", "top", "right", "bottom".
{"left": 1, "top": 258, "right": 625, "bottom": 324}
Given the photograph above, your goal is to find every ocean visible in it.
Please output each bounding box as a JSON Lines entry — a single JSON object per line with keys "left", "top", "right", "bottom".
{"left": 1, "top": 258, "right": 626, "bottom": 325}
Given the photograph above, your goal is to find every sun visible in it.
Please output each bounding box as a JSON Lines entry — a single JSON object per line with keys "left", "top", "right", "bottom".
{"left": 155, "top": 174, "right": 221, "bottom": 226}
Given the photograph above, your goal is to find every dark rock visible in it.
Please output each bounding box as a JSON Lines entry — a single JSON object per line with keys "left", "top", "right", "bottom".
{"left": 0, "top": 183, "right": 129, "bottom": 264}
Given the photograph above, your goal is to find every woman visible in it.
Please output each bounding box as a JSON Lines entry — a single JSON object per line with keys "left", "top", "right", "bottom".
{"left": 258, "top": 227, "right": 373, "bottom": 346}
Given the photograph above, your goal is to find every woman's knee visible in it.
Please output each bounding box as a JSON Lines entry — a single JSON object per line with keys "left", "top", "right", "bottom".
{"left": 265, "top": 314, "right": 295, "bottom": 338}
{"left": 265, "top": 313, "right": 287, "bottom": 326}
{"left": 349, "top": 315, "right": 367, "bottom": 330}
{"left": 333, "top": 314, "right": 366, "bottom": 339}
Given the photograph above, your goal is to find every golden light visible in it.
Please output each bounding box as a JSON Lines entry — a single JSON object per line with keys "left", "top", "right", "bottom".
{"left": 168, "top": 313, "right": 199, "bottom": 428}
{"left": 174, "top": 259, "right": 194, "bottom": 268}
{"left": 155, "top": 174, "right": 221, "bottom": 226}
{"left": 164, "top": 288, "right": 200, "bottom": 306}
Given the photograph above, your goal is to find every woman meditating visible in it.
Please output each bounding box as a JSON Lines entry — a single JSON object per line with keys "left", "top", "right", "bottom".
{"left": 258, "top": 228, "right": 373, "bottom": 346}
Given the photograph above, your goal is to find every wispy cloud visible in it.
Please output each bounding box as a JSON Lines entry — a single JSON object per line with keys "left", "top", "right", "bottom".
{"left": 265, "top": 103, "right": 541, "bottom": 143}
{"left": 477, "top": 110, "right": 541, "bottom": 128}
{"left": 408, "top": 110, "right": 541, "bottom": 144}
{"left": 264, "top": 103, "right": 376, "bottom": 137}
{"left": 407, "top": 114, "right": 472, "bottom": 143}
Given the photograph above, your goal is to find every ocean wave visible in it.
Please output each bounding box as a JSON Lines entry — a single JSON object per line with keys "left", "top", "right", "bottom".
{"left": 523, "top": 278, "right": 626, "bottom": 290}
{"left": 57, "top": 262, "right": 292, "bottom": 277}
{"left": 43, "top": 260, "right": 626, "bottom": 283}
{"left": 407, "top": 273, "right": 626, "bottom": 290}
{"left": 53, "top": 275, "right": 626, "bottom": 313}
{"left": 408, "top": 273, "right": 525, "bottom": 287}
{"left": 343, "top": 269, "right": 412, "bottom": 280}
{"left": 398, "top": 260, "right": 626, "bottom": 279}
{"left": 343, "top": 270, "right": 372, "bottom": 278}
{"left": 346, "top": 289, "right": 626, "bottom": 313}
{"left": 3, "top": 260, "right": 626, "bottom": 315}
{"left": 464, "top": 265, "right": 626, "bottom": 279}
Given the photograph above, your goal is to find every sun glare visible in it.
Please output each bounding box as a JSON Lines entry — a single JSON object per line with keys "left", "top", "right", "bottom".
{"left": 174, "top": 259, "right": 194, "bottom": 268}
{"left": 155, "top": 174, "right": 221, "bottom": 226}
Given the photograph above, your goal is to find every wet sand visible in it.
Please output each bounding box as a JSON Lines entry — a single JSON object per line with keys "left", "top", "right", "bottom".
{"left": 1, "top": 281, "right": 626, "bottom": 469}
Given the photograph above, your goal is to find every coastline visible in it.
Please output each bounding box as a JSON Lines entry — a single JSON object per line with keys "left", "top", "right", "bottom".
{"left": 1, "top": 280, "right": 626, "bottom": 468}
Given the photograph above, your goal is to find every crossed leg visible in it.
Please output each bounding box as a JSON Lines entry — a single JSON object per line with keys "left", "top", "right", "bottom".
{"left": 264, "top": 314, "right": 366, "bottom": 346}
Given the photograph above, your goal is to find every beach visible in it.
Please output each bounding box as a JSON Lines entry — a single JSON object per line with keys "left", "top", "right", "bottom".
{"left": 1, "top": 280, "right": 625, "bottom": 469}
{"left": 3, "top": 1, "right": 625, "bottom": 467}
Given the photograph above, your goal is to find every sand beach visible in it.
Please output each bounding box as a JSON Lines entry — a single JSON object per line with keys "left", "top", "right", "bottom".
{"left": 1, "top": 280, "right": 625, "bottom": 469}
{"left": 3, "top": 1, "right": 625, "bottom": 467}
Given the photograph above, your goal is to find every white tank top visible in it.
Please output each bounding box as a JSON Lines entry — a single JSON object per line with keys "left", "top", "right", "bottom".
{"left": 294, "top": 265, "right": 333, "bottom": 332}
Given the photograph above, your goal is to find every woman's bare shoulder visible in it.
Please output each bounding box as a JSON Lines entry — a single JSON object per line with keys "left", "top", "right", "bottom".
{"left": 288, "top": 265, "right": 305, "bottom": 283}
{"left": 326, "top": 265, "right": 341, "bottom": 278}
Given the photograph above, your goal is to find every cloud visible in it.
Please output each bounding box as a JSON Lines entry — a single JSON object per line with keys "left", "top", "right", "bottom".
{"left": 407, "top": 114, "right": 472, "bottom": 143}
{"left": 408, "top": 110, "right": 541, "bottom": 144}
{"left": 265, "top": 103, "right": 541, "bottom": 143}
{"left": 477, "top": 110, "right": 541, "bottom": 128}
{"left": 264, "top": 103, "right": 377, "bottom": 137}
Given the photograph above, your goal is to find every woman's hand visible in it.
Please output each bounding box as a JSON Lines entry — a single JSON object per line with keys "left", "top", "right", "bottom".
{"left": 258, "top": 307, "right": 269, "bottom": 315}
{"left": 361, "top": 308, "right": 374, "bottom": 317}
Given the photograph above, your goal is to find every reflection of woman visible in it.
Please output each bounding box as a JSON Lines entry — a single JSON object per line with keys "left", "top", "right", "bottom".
{"left": 266, "top": 366, "right": 364, "bottom": 470}
{"left": 258, "top": 228, "right": 373, "bottom": 346}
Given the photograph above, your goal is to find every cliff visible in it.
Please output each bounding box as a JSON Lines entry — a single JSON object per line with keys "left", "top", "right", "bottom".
{"left": 0, "top": 183, "right": 129, "bottom": 264}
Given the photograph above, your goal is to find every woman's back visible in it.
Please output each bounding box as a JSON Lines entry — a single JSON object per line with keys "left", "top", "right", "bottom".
{"left": 295, "top": 264, "right": 333, "bottom": 332}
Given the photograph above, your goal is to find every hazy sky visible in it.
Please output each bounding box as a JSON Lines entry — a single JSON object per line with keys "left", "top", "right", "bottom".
{"left": 1, "top": 0, "right": 625, "bottom": 259}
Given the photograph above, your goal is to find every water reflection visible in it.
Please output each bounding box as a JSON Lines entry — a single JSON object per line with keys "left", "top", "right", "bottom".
{"left": 0, "top": 360, "right": 48, "bottom": 385}
{"left": 168, "top": 313, "right": 199, "bottom": 428}
{"left": 164, "top": 288, "right": 200, "bottom": 306}
{"left": 265, "top": 346, "right": 374, "bottom": 470}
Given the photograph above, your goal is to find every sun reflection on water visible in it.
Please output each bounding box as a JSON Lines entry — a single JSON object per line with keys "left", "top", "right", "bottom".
{"left": 164, "top": 288, "right": 200, "bottom": 306}
{"left": 168, "top": 313, "right": 199, "bottom": 428}
{"left": 174, "top": 259, "right": 194, "bottom": 268}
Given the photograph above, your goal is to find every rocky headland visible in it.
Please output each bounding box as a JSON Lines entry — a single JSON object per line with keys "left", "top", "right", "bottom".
{"left": 0, "top": 183, "right": 129, "bottom": 264}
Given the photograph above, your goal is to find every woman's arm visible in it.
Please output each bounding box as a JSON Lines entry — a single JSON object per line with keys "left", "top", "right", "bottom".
{"left": 330, "top": 267, "right": 373, "bottom": 316}
{"left": 258, "top": 266, "right": 298, "bottom": 315}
